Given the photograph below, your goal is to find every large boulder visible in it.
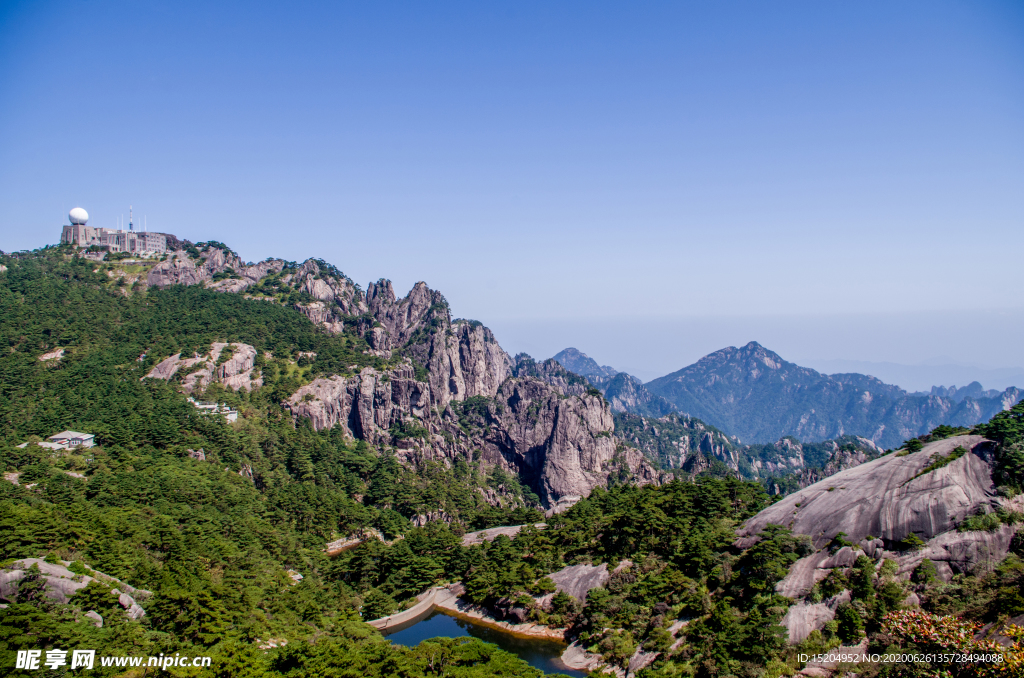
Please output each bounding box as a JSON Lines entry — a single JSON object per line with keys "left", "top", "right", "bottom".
{"left": 736, "top": 435, "right": 999, "bottom": 550}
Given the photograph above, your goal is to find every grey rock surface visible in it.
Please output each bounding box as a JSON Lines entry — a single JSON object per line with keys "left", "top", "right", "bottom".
{"left": 780, "top": 591, "right": 851, "bottom": 643}
{"left": 461, "top": 523, "right": 546, "bottom": 547}
{"left": 145, "top": 245, "right": 662, "bottom": 508}
{"left": 146, "top": 342, "right": 262, "bottom": 393}
{"left": 737, "top": 435, "right": 999, "bottom": 549}
{"left": 0, "top": 559, "right": 149, "bottom": 618}
{"left": 547, "top": 563, "right": 610, "bottom": 602}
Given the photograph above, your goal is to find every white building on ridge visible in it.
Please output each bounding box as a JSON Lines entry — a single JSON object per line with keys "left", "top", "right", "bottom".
{"left": 60, "top": 206, "right": 171, "bottom": 255}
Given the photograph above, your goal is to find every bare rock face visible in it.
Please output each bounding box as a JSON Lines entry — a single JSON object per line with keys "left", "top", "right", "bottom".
{"left": 479, "top": 379, "right": 653, "bottom": 507}
{"left": 147, "top": 247, "right": 288, "bottom": 291}
{"left": 780, "top": 592, "right": 851, "bottom": 643}
{"left": 286, "top": 362, "right": 657, "bottom": 507}
{"left": 145, "top": 244, "right": 659, "bottom": 508}
{"left": 146, "top": 251, "right": 210, "bottom": 287}
{"left": 737, "top": 435, "right": 999, "bottom": 550}
{"left": 461, "top": 523, "right": 546, "bottom": 546}
{"left": 742, "top": 434, "right": 1021, "bottom": 644}
{"left": 0, "top": 559, "right": 149, "bottom": 619}
{"left": 547, "top": 563, "right": 611, "bottom": 602}
{"left": 284, "top": 362, "right": 431, "bottom": 445}
{"left": 293, "top": 260, "right": 366, "bottom": 314}
{"left": 295, "top": 302, "right": 345, "bottom": 334}
{"left": 216, "top": 344, "right": 261, "bottom": 391}
{"left": 894, "top": 522, "right": 1018, "bottom": 580}
{"left": 146, "top": 342, "right": 262, "bottom": 393}
{"left": 514, "top": 355, "right": 590, "bottom": 397}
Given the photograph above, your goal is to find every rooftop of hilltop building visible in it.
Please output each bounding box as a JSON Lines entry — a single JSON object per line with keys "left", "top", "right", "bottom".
{"left": 59, "top": 206, "right": 181, "bottom": 257}
{"left": 16, "top": 430, "right": 95, "bottom": 451}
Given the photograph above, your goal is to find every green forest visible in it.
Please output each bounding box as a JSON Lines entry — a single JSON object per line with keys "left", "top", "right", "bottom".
{"left": 1, "top": 248, "right": 1022, "bottom": 678}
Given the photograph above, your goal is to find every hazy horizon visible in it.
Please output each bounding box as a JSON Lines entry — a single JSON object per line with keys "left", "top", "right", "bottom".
{"left": 3, "top": 1, "right": 1022, "bottom": 388}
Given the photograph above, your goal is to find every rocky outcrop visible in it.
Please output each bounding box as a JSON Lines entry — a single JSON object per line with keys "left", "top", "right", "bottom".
{"left": 39, "top": 348, "right": 65, "bottom": 362}
{"left": 145, "top": 244, "right": 659, "bottom": 508}
{"left": 787, "top": 439, "right": 878, "bottom": 487}
{"left": 599, "top": 373, "right": 676, "bottom": 417}
{"left": 551, "top": 348, "right": 619, "bottom": 379}
{"left": 614, "top": 412, "right": 740, "bottom": 472}
{"left": 780, "top": 592, "right": 852, "bottom": 643}
{"left": 146, "top": 246, "right": 288, "bottom": 291}
{"left": 487, "top": 380, "right": 654, "bottom": 507}
{"left": 513, "top": 355, "right": 590, "bottom": 397}
{"left": 287, "top": 358, "right": 659, "bottom": 507}
{"left": 284, "top": 362, "right": 431, "bottom": 444}
{"left": 737, "top": 435, "right": 1001, "bottom": 550}
{"left": 547, "top": 563, "right": 612, "bottom": 602}
{"left": 0, "top": 558, "right": 149, "bottom": 619}
{"left": 461, "top": 523, "right": 546, "bottom": 547}
{"left": 739, "top": 434, "right": 1020, "bottom": 643}
{"left": 893, "top": 522, "right": 1018, "bottom": 581}
{"left": 146, "top": 342, "right": 262, "bottom": 393}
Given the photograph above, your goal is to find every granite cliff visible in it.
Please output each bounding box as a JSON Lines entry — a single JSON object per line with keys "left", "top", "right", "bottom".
{"left": 143, "top": 245, "right": 659, "bottom": 508}
{"left": 735, "top": 434, "right": 1021, "bottom": 642}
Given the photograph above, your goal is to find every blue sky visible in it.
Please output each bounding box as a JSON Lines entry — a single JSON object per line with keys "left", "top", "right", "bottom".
{"left": 2, "top": 1, "right": 1023, "bottom": 384}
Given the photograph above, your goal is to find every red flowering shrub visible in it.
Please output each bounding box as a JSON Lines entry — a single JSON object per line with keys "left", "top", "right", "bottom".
{"left": 880, "top": 610, "right": 1023, "bottom": 677}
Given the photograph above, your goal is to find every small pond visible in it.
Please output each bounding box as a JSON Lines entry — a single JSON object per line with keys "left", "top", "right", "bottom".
{"left": 384, "top": 609, "right": 586, "bottom": 677}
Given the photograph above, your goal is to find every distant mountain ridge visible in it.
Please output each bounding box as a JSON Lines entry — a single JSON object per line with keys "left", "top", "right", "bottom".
{"left": 552, "top": 347, "right": 676, "bottom": 418}
{"left": 551, "top": 348, "right": 619, "bottom": 379}
{"left": 645, "top": 341, "right": 1021, "bottom": 448}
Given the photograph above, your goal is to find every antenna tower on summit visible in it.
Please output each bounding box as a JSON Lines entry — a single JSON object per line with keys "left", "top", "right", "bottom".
{"left": 129, "top": 205, "right": 134, "bottom": 231}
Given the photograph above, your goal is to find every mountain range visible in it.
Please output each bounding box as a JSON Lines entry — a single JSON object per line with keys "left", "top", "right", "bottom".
{"left": 552, "top": 343, "right": 1021, "bottom": 449}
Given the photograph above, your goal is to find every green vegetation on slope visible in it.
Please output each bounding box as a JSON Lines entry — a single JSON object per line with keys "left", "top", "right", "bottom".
{"left": 2, "top": 248, "right": 1022, "bottom": 678}
{"left": 0, "top": 248, "right": 555, "bottom": 676}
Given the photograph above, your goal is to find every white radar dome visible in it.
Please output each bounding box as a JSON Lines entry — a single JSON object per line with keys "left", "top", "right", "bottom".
{"left": 69, "top": 207, "right": 89, "bottom": 225}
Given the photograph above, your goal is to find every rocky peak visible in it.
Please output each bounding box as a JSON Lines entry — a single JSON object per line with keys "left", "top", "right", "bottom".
{"left": 646, "top": 341, "right": 1023, "bottom": 448}
{"left": 366, "top": 279, "right": 447, "bottom": 348}
{"left": 600, "top": 373, "right": 676, "bottom": 418}
{"left": 142, "top": 241, "right": 661, "bottom": 508}
{"left": 513, "top": 354, "right": 590, "bottom": 396}
{"left": 551, "top": 347, "right": 619, "bottom": 379}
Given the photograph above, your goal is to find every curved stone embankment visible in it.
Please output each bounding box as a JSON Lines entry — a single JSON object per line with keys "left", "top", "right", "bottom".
{"left": 366, "top": 583, "right": 567, "bottom": 642}
{"left": 367, "top": 587, "right": 446, "bottom": 631}
{"left": 431, "top": 583, "right": 567, "bottom": 642}
{"left": 365, "top": 582, "right": 640, "bottom": 676}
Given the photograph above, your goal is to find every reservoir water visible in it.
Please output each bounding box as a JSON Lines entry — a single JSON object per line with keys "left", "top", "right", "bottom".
{"left": 384, "top": 609, "right": 586, "bottom": 677}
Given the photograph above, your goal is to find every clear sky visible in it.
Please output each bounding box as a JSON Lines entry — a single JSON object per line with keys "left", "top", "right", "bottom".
{"left": 2, "top": 1, "right": 1023, "bottom": 385}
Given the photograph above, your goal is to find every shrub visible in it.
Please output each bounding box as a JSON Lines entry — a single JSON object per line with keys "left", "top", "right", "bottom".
{"left": 911, "top": 559, "right": 938, "bottom": 584}
{"left": 835, "top": 603, "right": 863, "bottom": 643}
{"left": 898, "top": 533, "right": 927, "bottom": 551}
{"left": 360, "top": 589, "right": 397, "bottom": 621}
